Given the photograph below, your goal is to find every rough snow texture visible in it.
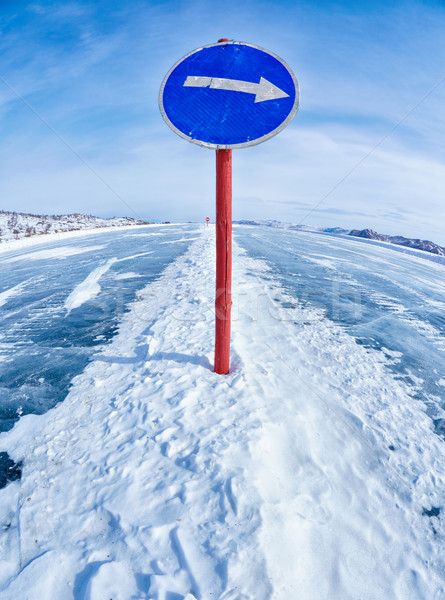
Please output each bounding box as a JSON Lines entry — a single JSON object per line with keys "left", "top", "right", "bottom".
{"left": 0, "top": 228, "right": 444, "bottom": 599}
{"left": 0, "top": 211, "right": 148, "bottom": 244}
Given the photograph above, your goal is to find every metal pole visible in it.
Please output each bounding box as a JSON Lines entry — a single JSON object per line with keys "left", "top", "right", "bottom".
{"left": 214, "top": 148, "right": 232, "bottom": 374}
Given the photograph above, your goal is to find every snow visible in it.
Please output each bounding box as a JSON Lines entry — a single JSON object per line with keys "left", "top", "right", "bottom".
{"left": 0, "top": 281, "right": 31, "bottom": 308}
{"left": 0, "top": 211, "right": 148, "bottom": 244}
{"left": 64, "top": 258, "right": 118, "bottom": 313}
{"left": 63, "top": 252, "right": 157, "bottom": 312}
{"left": 0, "top": 225, "right": 198, "bottom": 436}
{"left": 114, "top": 272, "right": 143, "bottom": 280}
{"left": 0, "top": 226, "right": 444, "bottom": 598}
{"left": 3, "top": 245, "right": 107, "bottom": 263}
{"left": 0, "top": 223, "right": 173, "bottom": 258}
{"left": 236, "top": 225, "right": 445, "bottom": 426}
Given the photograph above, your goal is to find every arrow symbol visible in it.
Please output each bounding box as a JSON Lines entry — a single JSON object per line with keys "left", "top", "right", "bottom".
{"left": 183, "top": 75, "right": 289, "bottom": 103}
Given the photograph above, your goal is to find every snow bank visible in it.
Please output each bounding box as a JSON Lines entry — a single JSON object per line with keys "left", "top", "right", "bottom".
{"left": 0, "top": 212, "right": 148, "bottom": 244}
{"left": 0, "top": 223, "right": 174, "bottom": 257}
{"left": 0, "top": 228, "right": 444, "bottom": 599}
{"left": 64, "top": 258, "right": 118, "bottom": 314}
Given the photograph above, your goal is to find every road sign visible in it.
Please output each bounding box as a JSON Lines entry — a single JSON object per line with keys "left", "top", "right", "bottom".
{"left": 159, "top": 41, "right": 299, "bottom": 149}
{"left": 159, "top": 40, "right": 299, "bottom": 374}
{"left": 206, "top": 217, "right": 210, "bottom": 222}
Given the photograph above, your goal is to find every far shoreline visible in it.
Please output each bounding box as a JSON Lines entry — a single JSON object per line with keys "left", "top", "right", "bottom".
{"left": 0, "top": 222, "right": 186, "bottom": 256}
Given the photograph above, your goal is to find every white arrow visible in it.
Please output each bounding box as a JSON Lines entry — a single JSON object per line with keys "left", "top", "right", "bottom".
{"left": 183, "top": 75, "right": 289, "bottom": 103}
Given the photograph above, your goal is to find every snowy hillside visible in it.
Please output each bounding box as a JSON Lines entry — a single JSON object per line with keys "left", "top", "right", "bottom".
{"left": 349, "top": 228, "right": 445, "bottom": 256}
{"left": 0, "top": 210, "right": 149, "bottom": 243}
{"left": 0, "top": 224, "right": 444, "bottom": 599}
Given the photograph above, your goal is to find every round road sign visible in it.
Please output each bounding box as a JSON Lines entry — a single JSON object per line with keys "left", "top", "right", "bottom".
{"left": 159, "top": 41, "right": 299, "bottom": 150}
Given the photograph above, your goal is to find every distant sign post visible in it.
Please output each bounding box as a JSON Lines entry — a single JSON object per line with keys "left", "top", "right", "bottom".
{"left": 159, "top": 40, "right": 299, "bottom": 374}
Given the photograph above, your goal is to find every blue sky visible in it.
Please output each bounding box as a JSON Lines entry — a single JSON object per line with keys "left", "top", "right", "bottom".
{"left": 1, "top": 0, "right": 444, "bottom": 242}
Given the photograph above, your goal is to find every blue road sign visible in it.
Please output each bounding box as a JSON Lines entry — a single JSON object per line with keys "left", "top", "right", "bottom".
{"left": 159, "top": 41, "right": 299, "bottom": 149}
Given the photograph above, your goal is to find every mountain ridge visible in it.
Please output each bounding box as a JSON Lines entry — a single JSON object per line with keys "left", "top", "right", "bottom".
{"left": 349, "top": 228, "right": 445, "bottom": 256}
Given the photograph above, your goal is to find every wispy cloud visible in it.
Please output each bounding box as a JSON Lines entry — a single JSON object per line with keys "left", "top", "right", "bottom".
{"left": 0, "top": 0, "right": 444, "bottom": 243}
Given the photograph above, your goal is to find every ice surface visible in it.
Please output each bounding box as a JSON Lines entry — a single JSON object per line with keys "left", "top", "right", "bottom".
{"left": 235, "top": 225, "right": 445, "bottom": 430}
{"left": 0, "top": 225, "right": 444, "bottom": 599}
{"left": 0, "top": 225, "right": 199, "bottom": 433}
{"left": 0, "top": 281, "right": 31, "bottom": 308}
{"left": 113, "top": 272, "right": 143, "bottom": 280}
{"left": 2, "top": 244, "right": 106, "bottom": 263}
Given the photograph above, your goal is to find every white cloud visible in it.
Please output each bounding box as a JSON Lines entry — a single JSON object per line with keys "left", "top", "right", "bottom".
{"left": 0, "top": 0, "right": 444, "bottom": 244}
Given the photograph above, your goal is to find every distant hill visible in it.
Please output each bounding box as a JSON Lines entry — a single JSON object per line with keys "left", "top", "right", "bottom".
{"left": 0, "top": 211, "right": 150, "bottom": 243}
{"left": 234, "top": 219, "right": 319, "bottom": 231}
{"left": 234, "top": 221, "right": 444, "bottom": 258}
{"left": 234, "top": 219, "right": 342, "bottom": 233}
{"left": 349, "top": 228, "right": 445, "bottom": 257}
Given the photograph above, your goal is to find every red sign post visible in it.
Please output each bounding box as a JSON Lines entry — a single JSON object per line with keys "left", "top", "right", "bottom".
{"left": 159, "top": 39, "right": 299, "bottom": 375}
{"left": 214, "top": 149, "right": 232, "bottom": 374}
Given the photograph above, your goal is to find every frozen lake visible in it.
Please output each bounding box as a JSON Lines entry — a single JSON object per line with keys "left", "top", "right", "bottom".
{"left": 0, "top": 225, "right": 199, "bottom": 432}
{"left": 235, "top": 225, "right": 445, "bottom": 436}
{"left": 1, "top": 224, "right": 444, "bottom": 598}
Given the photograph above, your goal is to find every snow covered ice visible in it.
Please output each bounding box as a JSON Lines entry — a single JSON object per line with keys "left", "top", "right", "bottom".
{"left": 0, "top": 224, "right": 444, "bottom": 599}
{"left": 0, "top": 225, "right": 198, "bottom": 433}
